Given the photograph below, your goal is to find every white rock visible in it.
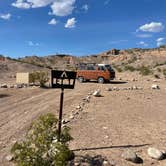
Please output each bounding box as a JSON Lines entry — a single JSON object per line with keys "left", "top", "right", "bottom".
{"left": 76, "top": 105, "right": 81, "bottom": 109}
{"left": 93, "top": 89, "right": 101, "bottom": 97}
{"left": 122, "top": 149, "right": 138, "bottom": 163}
{"left": 147, "top": 147, "right": 164, "bottom": 160}
{"left": 1, "top": 84, "right": 7, "bottom": 88}
{"left": 132, "top": 86, "right": 137, "bottom": 90}
{"left": 151, "top": 84, "right": 160, "bottom": 90}
{"left": 6, "top": 155, "right": 13, "bottom": 161}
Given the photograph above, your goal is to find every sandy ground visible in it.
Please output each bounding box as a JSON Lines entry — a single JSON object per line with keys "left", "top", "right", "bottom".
{"left": 0, "top": 77, "right": 166, "bottom": 165}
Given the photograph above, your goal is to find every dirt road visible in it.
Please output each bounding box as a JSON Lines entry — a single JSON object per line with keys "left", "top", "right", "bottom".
{"left": 0, "top": 79, "right": 166, "bottom": 165}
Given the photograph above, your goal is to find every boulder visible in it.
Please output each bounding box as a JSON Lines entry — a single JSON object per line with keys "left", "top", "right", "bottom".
{"left": 1, "top": 84, "right": 7, "bottom": 88}
{"left": 151, "top": 84, "right": 160, "bottom": 90}
{"left": 6, "top": 155, "right": 13, "bottom": 161}
{"left": 147, "top": 147, "right": 164, "bottom": 160}
{"left": 121, "top": 149, "right": 139, "bottom": 163}
{"left": 93, "top": 90, "right": 101, "bottom": 97}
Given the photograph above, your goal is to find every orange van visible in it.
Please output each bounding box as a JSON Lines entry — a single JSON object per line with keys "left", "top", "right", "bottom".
{"left": 77, "top": 63, "right": 115, "bottom": 83}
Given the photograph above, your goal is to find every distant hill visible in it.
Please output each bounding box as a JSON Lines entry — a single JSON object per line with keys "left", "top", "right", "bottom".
{"left": 1, "top": 45, "right": 166, "bottom": 83}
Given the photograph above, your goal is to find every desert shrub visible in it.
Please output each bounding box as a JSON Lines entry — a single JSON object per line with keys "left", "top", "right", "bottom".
{"left": 157, "top": 68, "right": 162, "bottom": 72}
{"left": 29, "top": 71, "right": 49, "bottom": 87}
{"left": 127, "top": 56, "right": 137, "bottom": 64}
{"left": 138, "top": 66, "right": 153, "bottom": 76}
{"left": 114, "top": 66, "right": 123, "bottom": 72}
{"left": 11, "top": 113, "right": 74, "bottom": 166}
{"left": 163, "top": 69, "right": 166, "bottom": 78}
{"left": 154, "top": 61, "right": 166, "bottom": 67}
{"left": 124, "top": 65, "right": 136, "bottom": 72}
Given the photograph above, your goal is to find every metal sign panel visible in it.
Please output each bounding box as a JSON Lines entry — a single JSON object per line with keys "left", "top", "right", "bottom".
{"left": 51, "top": 70, "right": 77, "bottom": 89}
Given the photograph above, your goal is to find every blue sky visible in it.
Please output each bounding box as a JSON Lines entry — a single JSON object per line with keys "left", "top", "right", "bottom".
{"left": 0, "top": 0, "right": 166, "bottom": 58}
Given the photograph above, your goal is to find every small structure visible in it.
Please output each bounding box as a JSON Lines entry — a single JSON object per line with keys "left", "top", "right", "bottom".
{"left": 16, "top": 73, "right": 30, "bottom": 84}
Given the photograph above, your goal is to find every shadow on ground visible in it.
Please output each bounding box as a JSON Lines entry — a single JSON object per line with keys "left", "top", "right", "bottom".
{"left": 77, "top": 80, "right": 128, "bottom": 84}
{"left": 72, "top": 144, "right": 150, "bottom": 152}
{"left": 0, "top": 94, "right": 10, "bottom": 98}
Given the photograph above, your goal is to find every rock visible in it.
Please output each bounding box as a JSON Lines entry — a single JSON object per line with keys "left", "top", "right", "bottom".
{"left": 137, "top": 87, "right": 143, "bottom": 90}
{"left": 1, "top": 84, "right": 7, "bottom": 88}
{"left": 83, "top": 96, "right": 90, "bottom": 102}
{"left": 153, "top": 80, "right": 158, "bottom": 82}
{"left": 62, "top": 119, "right": 70, "bottom": 124}
{"left": 76, "top": 105, "right": 81, "bottom": 110}
{"left": 93, "top": 89, "right": 101, "bottom": 97}
{"left": 147, "top": 147, "right": 164, "bottom": 160}
{"left": 132, "top": 86, "right": 137, "bottom": 90}
{"left": 6, "top": 155, "right": 13, "bottom": 161}
{"left": 14, "top": 84, "right": 23, "bottom": 88}
{"left": 151, "top": 84, "right": 160, "bottom": 90}
{"left": 106, "top": 88, "right": 112, "bottom": 91}
{"left": 8, "top": 85, "right": 14, "bottom": 88}
{"left": 69, "top": 115, "right": 74, "bottom": 120}
{"left": 121, "top": 149, "right": 138, "bottom": 163}
{"left": 88, "top": 92, "right": 93, "bottom": 95}
{"left": 132, "top": 78, "right": 137, "bottom": 82}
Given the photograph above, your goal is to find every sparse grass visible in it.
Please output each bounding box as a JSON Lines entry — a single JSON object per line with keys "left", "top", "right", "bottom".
{"left": 127, "top": 56, "right": 137, "bottom": 64}
{"left": 138, "top": 66, "right": 153, "bottom": 76}
{"left": 124, "top": 65, "right": 136, "bottom": 72}
{"left": 157, "top": 68, "right": 162, "bottom": 72}
{"left": 113, "top": 65, "right": 123, "bottom": 72}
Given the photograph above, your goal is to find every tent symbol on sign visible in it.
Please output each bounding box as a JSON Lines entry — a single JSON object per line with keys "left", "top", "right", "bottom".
{"left": 61, "top": 71, "right": 68, "bottom": 78}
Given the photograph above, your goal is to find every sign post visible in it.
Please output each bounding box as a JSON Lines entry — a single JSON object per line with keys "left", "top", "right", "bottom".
{"left": 51, "top": 70, "right": 77, "bottom": 141}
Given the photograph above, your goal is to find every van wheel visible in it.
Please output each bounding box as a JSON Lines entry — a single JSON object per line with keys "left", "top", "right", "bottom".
{"left": 98, "top": 77, "right": 104, "bottom": 84}
{"left": 78, "top": 77, "right": 84, "bottom": 83}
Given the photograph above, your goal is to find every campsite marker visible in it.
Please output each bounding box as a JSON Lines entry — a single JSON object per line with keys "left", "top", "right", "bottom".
{"left": 51, "top": 70, "right": 77, "bottom": 141}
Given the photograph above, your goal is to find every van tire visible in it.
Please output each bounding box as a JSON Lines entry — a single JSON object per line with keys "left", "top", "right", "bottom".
{"left": 78, "top": 77, "right": 84, "bottom": 83}
{"left": 98, "top": 77, "right": 104, "bottom": 84}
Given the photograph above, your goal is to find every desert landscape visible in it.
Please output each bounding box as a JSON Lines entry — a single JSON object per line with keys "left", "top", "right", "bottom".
{"left": 0, "top": 47, "right": 166, "bottom": 165}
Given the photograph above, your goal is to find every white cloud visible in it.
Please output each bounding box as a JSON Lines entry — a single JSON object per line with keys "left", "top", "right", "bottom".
{"left": 156, "top": 38, "right": 165, "bottom": 47}
{"left": 137, "top": 41, "right": 148, "bottom": 47}
{"left": 28, "top": 41, "right": 39, "bottom": 46}
{"left": 50, "top": 0, "right": 76, "bottom": 16}
{"left": 48, "top": 18, "right": 57, "bottom": 25}
{"left": 65, "top": 17, "right": 76, "bottom": 28}
{"left": 137, "top": 22, "right": 164, "bottom": 33}
{"left": 0, "top": 13, "right": 11, "bottom": 20}
{"left": 82, "top": 4, "right": 89, "bottom": 12}
{"left": 12, "top": 0, "right": 76, "bottom": 16}
{"left": 136, "top": 34, "right": 152, "bottom": 38}
{"left": 12, "top": 0, "right": 55, "bottom": 8}
{"left": 12, "top": 0, "right": 31, "bottom": 9}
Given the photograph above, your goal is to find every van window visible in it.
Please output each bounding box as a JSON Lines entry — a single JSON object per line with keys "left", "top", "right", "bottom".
{"left": 98, "top": 66, "right": 105, "bottom": 71}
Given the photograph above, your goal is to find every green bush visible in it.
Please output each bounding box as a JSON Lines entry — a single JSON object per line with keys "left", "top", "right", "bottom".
{"left": 138, "top": 66, "right": 153, "bottom": 76}
{"left": 11, "top": 113, "right": 74, "bottom": 166}
{"left": 29, "top": 71, "right": 49, "bottom": 87}
{"left": 124, "top": 65, "right": 136, "bottom": 72}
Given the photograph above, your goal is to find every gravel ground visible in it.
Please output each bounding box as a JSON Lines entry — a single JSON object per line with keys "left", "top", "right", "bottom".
{"left": 0, "top": 77, "right": 166, "bottom": 165}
